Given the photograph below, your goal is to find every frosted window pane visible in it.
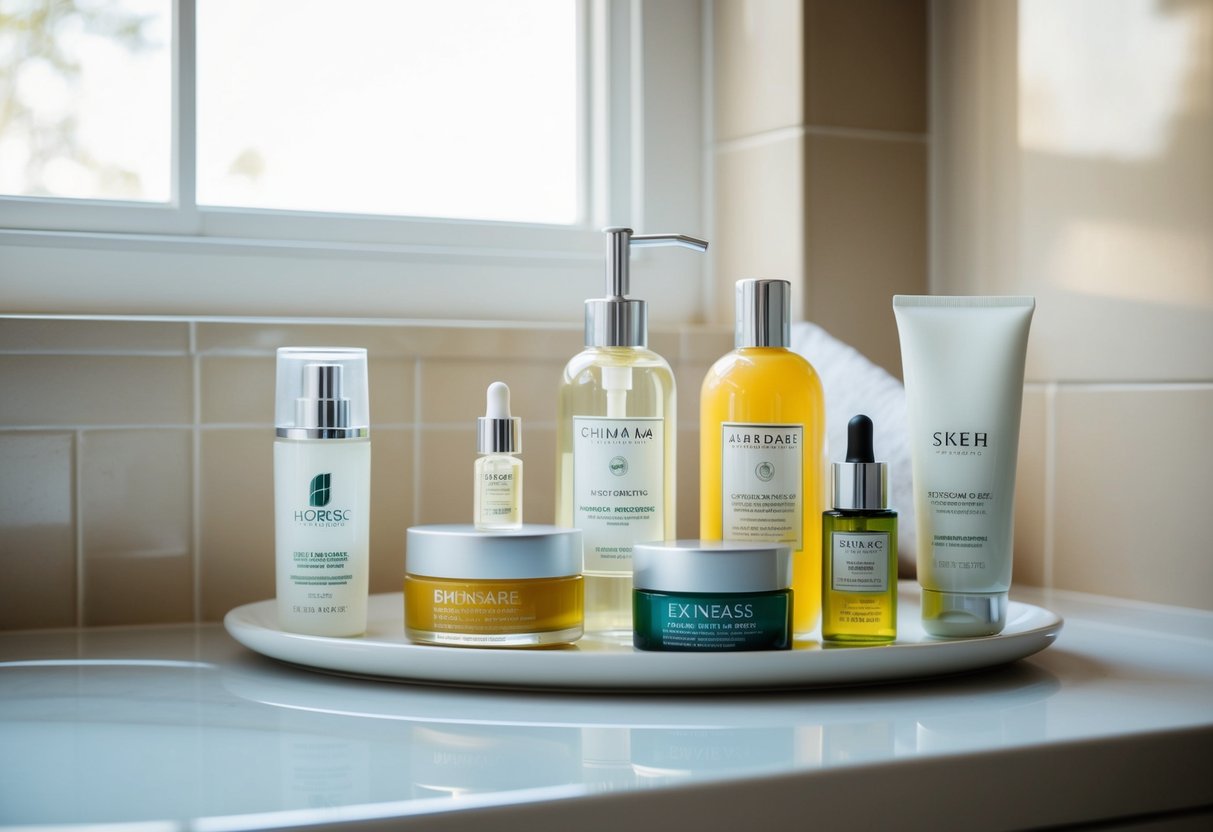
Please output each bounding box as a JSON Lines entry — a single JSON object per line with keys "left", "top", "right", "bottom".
{"left": 0, "top": 0, "right": 171, "bottom": 201}
{"left": 197, "top": 0, "right": 580, "bottom": 224}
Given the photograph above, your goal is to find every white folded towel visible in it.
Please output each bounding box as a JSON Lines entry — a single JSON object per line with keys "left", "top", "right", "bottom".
{"left": 789, "top": 322, "right": 915, "bottom": 568}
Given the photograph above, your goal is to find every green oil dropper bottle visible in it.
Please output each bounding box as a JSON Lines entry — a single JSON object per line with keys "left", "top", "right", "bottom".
{"left": 822, "top": 414, "right": 898, "bottom": 643}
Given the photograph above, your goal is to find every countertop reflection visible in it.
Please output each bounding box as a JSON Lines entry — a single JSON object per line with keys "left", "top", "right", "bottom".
{"left": 1, "top": 587, "right": 1210, "bottom": 831}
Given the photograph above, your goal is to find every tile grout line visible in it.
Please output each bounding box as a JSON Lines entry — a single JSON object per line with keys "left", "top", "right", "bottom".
{"left": 1043, "top": 382, "right": 1058, "bottom": 590}
{"left": 0, "top": 420, "right": 568, "bottom": 432}
{"left": 0, "top": 350, "right": 194, "bottom": 357}
{"left": 699, "top": 0, "right": 716, "bottom": 327}
{"left": 714, "top": 123, "right": 929, "bottom": 155}
{"left": 190, "top": 322, "right": 202, "bottom": 624}
{"left": 411, "top": 358, "right": 423, "bottom": 523}
{"left": 0, "top": 423, "right": 207, "bottom": 432}
{"left": 803, "top": 124, "right": 930, "bottom": 144}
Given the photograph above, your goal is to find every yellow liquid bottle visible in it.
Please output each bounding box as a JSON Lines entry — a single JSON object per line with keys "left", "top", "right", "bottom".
{"left": 700, "top": 280, "right": 826, "bottom": 636}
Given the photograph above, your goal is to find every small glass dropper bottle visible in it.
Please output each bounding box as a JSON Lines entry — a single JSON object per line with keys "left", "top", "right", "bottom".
{"left": 474, "top": 381, "right": 523, "bottom": 530}
{"left": 822, "top": 414, "right": 897, "bottom": 643}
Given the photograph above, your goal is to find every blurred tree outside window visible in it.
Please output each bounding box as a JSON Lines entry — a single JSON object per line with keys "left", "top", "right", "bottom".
{"left": 0, "top": 0, "right": 170, "bottom": 202}
{"left": 0, "top": 0, "right": 580, "bottom": 224}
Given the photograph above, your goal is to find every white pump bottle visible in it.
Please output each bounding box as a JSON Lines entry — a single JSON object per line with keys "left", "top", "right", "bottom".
{"left": 273, "top": 347, "right": 371, "bottom": 637}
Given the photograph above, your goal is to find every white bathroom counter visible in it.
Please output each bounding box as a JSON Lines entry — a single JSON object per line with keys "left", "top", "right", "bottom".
{"left": 1, "top": 586, "right": 1211, "bottom": 831}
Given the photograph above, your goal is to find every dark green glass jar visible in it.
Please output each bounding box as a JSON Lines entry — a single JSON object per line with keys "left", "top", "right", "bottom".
{"left": 632, "top": 540, "right": 793, "bottom": 652}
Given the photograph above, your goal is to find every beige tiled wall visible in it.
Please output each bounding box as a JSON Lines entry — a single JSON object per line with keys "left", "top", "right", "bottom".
{"left": 712, "top": 0, "right": 929, "bottom": 376}
{"left": 6, "top": 2, "right": 1206, "bottom": 628}
{"left": 0, "top": 317, "right": 732, "bottom": 629}
{"left": 935, "top": 1, "right": 1213, "bottom": 610}
{"left": 709, "top": 0, "right": 1213, "bottom": 612}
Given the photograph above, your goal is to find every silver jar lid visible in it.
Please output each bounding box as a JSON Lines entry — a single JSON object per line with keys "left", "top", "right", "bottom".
{"left": 632, "top": 539, "right": 792, "bottom": 594}
{"left": 406, "top": 524, "right": 582, "bottom": 580}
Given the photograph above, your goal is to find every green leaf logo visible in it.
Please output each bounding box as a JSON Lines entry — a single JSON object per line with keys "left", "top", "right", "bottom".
{"left": 309, "top": 473, "right": 332, "bottom": 507}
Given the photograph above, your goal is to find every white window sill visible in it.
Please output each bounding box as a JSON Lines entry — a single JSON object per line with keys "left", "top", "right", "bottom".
{"left": 0, "top": 227, "right": 706, "bottom": 324}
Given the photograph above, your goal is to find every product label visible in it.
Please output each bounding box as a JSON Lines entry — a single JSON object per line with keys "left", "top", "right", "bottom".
{"left": 930, "top": 430, "right": 990, "bottom": 454}
{"left": 923, "top": 427, "right": 1003, "bottom": 574}
{"left": 404, "top": 576, "right": 582, "bottom": 645}
{"left": 634, "top": 591, "right": 791, "bottom": 651}
{"left": 573, "top": 416, "right": 664, "bottom": 573}
{"left": 288, "top": 471, "right": 354, "bottom": 594}
{"left": 476, "top": 462, "right": 520, "bottom": 525}
{"left": 721, "top": 423, "right": 803, "bottom": 549}
{"left": 429, "top": 586, "right": 533, "bottom": 631}
{"left": 830, "top": 531, "right": 890, "bottom": 593}
{"left": 274, "top": 440, "right": 370, "bottom": 629}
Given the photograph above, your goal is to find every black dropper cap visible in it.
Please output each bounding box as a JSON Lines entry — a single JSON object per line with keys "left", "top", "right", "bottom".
{"left": 832, "top": 414, "right": 887, "bottom": 510}
{"left": 846, "top": 414, "right": 876, "bottom": 463}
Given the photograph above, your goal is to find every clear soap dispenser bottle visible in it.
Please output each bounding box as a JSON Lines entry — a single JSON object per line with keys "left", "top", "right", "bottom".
{"left": 556, "top": 227, "right": 708, "bottom": 635}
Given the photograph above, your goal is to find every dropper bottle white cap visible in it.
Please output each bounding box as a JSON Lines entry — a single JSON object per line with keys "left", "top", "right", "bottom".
{"left": 477, "top": 381, "right": 521, "bottom": 453}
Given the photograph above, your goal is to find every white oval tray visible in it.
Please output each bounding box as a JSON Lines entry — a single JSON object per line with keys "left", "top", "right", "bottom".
{"left": 224, "top": 590, "right": 1062, "bottom": 692}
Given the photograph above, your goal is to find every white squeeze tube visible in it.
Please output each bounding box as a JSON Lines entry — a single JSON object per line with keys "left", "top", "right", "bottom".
{"left": 892, "top": 296, "right": 1034, "bottom": 638}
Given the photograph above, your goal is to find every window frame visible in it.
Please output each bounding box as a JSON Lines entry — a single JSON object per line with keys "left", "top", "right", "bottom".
{"left": 0, "top": 0, "right": 707, "bottom": 323}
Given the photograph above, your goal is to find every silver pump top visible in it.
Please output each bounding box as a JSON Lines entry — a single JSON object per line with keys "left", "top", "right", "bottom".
{"left": 296, "top": 363, "right": 351, "bottom": 431}
{"left": 832, "top": 414, "right": 888, "bottom": 511}
{"left": 477, "top": 381, "right": 521, "bottom": 454}
{"left": 275, "top": 347, "right": 369, "bottom": 439}
{"left": 585, "top": 227, "right": 709, "bottom": 348}
{"left": 735, "top": 279, "right": 792, "bottom": 348}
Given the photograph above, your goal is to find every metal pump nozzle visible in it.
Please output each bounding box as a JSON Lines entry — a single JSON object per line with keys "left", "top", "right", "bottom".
{"left": 295, "top": 363, "right": 351, "bottom": 431}
{"left": 586, "top": 227, "right": 709, "bottom": 347}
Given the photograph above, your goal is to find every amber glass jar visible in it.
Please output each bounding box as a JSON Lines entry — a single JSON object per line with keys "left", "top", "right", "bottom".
{"left": 405, "top": 524, "right": 583, "bottom": 647}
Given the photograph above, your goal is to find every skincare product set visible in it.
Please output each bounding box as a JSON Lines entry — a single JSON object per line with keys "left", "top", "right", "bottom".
{"left": 272, "top": 228, "right": 1035, "bottom": 658}
{"left": 403, "top": 383, "right": 587, "bottom": 647}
